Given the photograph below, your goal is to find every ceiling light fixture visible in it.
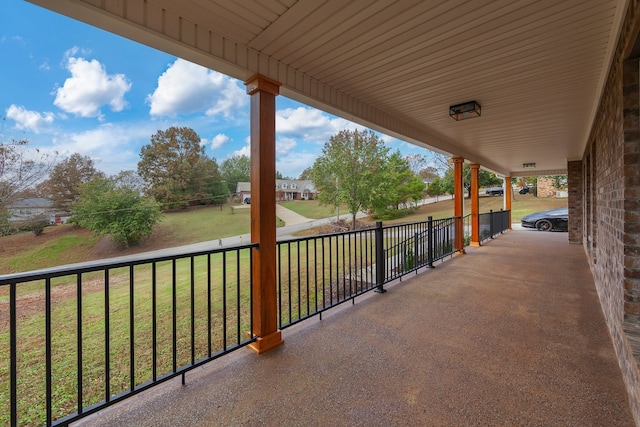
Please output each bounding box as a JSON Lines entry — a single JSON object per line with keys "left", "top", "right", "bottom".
{"left": 523, "top": 163, "right": 536, "bottom": 169}
{"left": 449, "top": 101, "right": 481, "bottom": 121}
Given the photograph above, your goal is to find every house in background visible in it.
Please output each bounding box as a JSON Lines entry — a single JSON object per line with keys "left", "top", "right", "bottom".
{"left": 236, "top": 180, "right": 317, "bottom": 204}
{"left": 7, "top": 198, "right": 70, "bottom": 225}
{"left": 537, "top": 176, "right": 568, "bottom": 198}
{"left": 7, "top": 198, "right": 55, "bottom": 223}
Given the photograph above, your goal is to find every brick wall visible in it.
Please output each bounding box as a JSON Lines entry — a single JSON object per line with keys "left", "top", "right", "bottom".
{"left": 582, "top": 0, "right": 640, "bottom": 422}
{"left": 536, "top": 177, "right": 557, "bottom": 197}
{"left": 567, "top": 161, "right": 582, "bottom": 244}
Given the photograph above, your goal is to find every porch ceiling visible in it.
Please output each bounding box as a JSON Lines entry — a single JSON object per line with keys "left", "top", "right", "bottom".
{"left": 28, "top": 0, "right": 629, "bottom": 177}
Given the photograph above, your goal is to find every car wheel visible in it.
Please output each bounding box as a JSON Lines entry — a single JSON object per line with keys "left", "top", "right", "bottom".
{"left": 535, "top": 219, "right": 552, "bottom": 231}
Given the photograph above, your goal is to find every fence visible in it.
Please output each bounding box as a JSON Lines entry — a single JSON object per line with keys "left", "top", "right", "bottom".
{"left": 478, "top": 209, "right": 510, "bottom": 242}
{"left": 277, "top": 212, "right": 495, "bottom": 329}
{"left": 2, "top": 210, "right": 510, "bottom": 426}
{"left": 0, "top": 244, "right": 255, "bottom": 427}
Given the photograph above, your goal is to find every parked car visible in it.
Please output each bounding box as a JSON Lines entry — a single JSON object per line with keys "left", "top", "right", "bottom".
{"left": 485, "top": 187, "right": 504, "bottom": 196}
{"left": 521, "top": 207, "right": 568, "bottom": 231}
{"left": 518, "top": 187, "right": 530, "bottom": 194}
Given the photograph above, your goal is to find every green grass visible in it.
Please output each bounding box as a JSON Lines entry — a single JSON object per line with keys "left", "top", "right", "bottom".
{"left": 2, "top": 234, "right": 378, "bottom": 426}
{"left": 156, "top": 205, "right": 251, "bottom": 242}
{"left": 366, "top": 194, "right": 567, "bottom": 225}
{"left": 0, "top": 204, "right": 288, "bottom": 275}
{"left": 1, "top": 250, "right": 253, "bottom": 426}
{"left": 279, "top": 200, "right": 343, "bottom": 219}
{"left": 1, "top": 234, "right": 100, "bottom": 274}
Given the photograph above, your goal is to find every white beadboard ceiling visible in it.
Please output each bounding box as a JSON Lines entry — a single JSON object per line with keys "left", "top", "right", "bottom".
{"left": 28, "top": 0, "right": 629, "bottom": 176}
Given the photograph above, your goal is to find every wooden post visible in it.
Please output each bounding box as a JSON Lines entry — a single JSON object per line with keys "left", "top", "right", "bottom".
{"left": 452, "top": 157, "right": 466, "bottom": 254}
{"left": 470, "top": 163, "right": 480, "bottom": 246}
{"left": 245, "top": 74, "right": 283, "bottom": 354}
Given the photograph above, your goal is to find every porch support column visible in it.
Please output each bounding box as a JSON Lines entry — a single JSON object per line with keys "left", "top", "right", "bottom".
{"left": 245, "top": 74, "right": 283, "bottom": 354}
{"left": 453, "top": 157, "right": 466, "bottom": 254}
{"left": 504, "top": 176, "right": 512, "bottom": 230}
{"left": 470, "top": 163, "right": 480, "bottom": 246}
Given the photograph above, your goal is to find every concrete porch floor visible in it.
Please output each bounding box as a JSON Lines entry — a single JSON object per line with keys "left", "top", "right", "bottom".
{"left": 75, "top": 230, "right": 634, "bottom": 426}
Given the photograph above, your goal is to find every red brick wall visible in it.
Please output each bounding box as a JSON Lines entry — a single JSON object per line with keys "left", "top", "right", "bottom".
{"left": 567, "top": 161, "right": 582, "bottom": 244}
{"left": 582, "top": 1, "right": 640, "bottom": 421}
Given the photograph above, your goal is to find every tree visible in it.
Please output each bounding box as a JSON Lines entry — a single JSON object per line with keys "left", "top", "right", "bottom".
{"left": 112, "top": 170, "right": 144, "bottom": 193}
{"left": 220, "top": 154, "right": 250, "bottom": 194}
{"left": 137, "top": 127, "right": 226, "bottom": 208}
{"left": 405, "top": 153, "right": 427, "bottom": 175}
{"left": 311, "top": 129, "right": 389, "bottom": 229}
{"left": 298, "top": 167, "right": 313, "bottom": 180}
{"left": 276, "top": 171, "right": 293, "bottom": 180}
{"left": 192, "top": 157, "right": 228, "bottom": 205}
{"left": 543, "top": 174, "right": 568, "bottom": 190}
{"left": 0, "top": 139, "right": 56, "bottom": 210}
{"left": 426, "top": 177, "right": 447, "bottom": 201}
{"left": 370, "top": 151, "right": 425, "bottom": 216}
{"left": 419, "top": 166, "right": 441, "bottom": 181}
{"left": 38, "top": 153, "right": 104, "bottom": 210}
{"left": 71, "top": 177, "right": 162, "bottom": 247}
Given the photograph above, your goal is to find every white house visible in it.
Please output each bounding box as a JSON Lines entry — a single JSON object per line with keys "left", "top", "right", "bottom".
{"left": 236, "top": 180, "right": 317, "bottom": 203}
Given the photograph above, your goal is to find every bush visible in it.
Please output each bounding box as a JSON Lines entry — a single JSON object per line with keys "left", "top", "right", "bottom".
{"left": 374, "top": 209, "right": 409, "bottom": 221}
{"left": 25, "top": 214, "right": 50, "bottom": 236}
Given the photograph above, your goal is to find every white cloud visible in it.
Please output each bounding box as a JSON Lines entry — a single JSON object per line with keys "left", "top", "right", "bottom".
{"left": 276, "top": 137, "right": 297, "bottom": 156}
{"left": 211, "top": 133, "right": 230, "bottom": 150}
{"left": 6, "top": 104, "right": 55, "bottom": 133}
{"left": 276, "top": 152, "right": 317, "bottom": 178}
{"left": 147, "top": 59, "right": 246, "bottom": 118}
{"left": 54, "top": 55, "right": 132, "bottom": 118}
{"left": 232, "top": 144, "right": 251, "bottom": 158}
{"left": 50, "top": 122, "right": 156, "bottom": 175}
{"left": 230, "top": 136, "right": 251, "bottom": 158}
{"left": 276, "top": 107, "right": 360, "bottom": 143}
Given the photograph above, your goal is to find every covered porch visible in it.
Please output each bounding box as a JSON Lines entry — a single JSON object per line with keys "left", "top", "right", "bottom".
{"left": 74, "top": 229, "right": 633, "bottom": 426}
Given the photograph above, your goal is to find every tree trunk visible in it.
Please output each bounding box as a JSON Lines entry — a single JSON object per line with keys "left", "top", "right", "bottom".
{"left": 352, "top": 212, "right": 357, "bottom": 230}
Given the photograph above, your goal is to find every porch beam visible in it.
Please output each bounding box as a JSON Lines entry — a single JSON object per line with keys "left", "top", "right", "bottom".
{"left": 245, "top": 74, "right": 283, "bottom": 354}
{"left": 470, "top": 163, "right": 480, "bottom": 246}
{"left": 453, "top": 157, "right": 466, "bottom": 254}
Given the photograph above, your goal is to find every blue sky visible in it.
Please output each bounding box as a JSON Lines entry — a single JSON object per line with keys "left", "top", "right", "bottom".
{"left": 1, "top": 0, "right": 436, "bottom": 179}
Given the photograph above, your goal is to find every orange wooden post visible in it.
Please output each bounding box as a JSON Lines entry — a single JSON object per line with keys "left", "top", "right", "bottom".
{"left": 470, "top": 163, "right": 480, "bottom": 246}
{"left": 452, "top": 157, "right": 465, "bottom": 254}
{"left": 505, "top": 176, "right": 512, "bottom": 230}
{"left": 245, "top": 74, "right": 283, "bottom": 354}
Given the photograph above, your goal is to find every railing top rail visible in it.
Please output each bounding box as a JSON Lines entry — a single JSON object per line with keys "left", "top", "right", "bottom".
{"left": 276, "top": 226, "right": 375, "bottom": 245}
{"left": 0, "top": 242, "right": 258, "bottom": 285}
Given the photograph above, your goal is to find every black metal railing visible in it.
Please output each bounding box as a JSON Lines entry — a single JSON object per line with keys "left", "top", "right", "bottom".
{"left": 276, "top": 227, "right": 378, "bottom": 328}
{"left": 479, "top": 209, "right": 510, "bottom": 242}
{"left": 276, "top": 213, "right": 493, "bottom": 329}
{"left": 0, "top": 244, "right": 255, "bottom": 427}
{"left": 2, "top": 210, "right": 511, "bottom": 426}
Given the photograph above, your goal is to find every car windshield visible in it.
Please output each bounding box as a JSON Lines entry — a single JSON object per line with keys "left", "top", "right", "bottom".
{"left": 545, "top": 208, "right": 568, "bottom": 216}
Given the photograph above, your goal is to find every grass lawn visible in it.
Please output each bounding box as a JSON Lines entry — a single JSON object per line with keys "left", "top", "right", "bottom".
{"left": 364, "top": 193, "right": 567, "bottom": 226}
{"left": 0, "top": 204, "right": 287, "bottom": 275}
{"left": 279, "top": 199, "right": 348, "bottom": 219}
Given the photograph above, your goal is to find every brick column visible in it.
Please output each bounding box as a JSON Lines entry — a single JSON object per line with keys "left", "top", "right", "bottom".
{"left": 470, "top": 163, "right": 480, "bottom": 246}
{"left": 567, "top": 161, "right": 583, "bottom": 244}
{"left": 245, "top": 74, "right": 283, "bottom": 354}
{"left": 453, "top": 157, "right": 465, "bottom": 253}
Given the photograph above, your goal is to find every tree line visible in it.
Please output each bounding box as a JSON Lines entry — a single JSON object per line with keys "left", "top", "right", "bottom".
{"left": 0, "top": 125, "right": 490, "bottom": 244}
